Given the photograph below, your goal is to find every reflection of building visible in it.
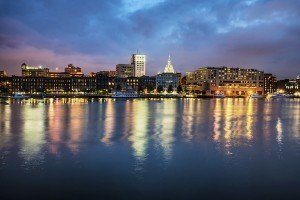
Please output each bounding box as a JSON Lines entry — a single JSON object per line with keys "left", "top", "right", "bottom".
{"left": 186, "top": 66, "right": 264, "bottom": 95}
{"left": 156, "top": 56, "right": 181, "bottom": 90}
{"left": 116, "top": 64, "right": 134, "bottom": 78}
{"left": 264, "top": 73, "right": 277, "bottom": 94}
{"left": 131, "top": 54, "right": 146, "bottom": 77}
{"left": 21, "top": 63, "right": 49, "bottom": 77}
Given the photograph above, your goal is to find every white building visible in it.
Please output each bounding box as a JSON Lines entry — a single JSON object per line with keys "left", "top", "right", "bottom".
{"left": 131, "top": 54, "right": 146, "bottom": 77}
{"left": 156, "top": 55, "right": 181, "bottom": 91}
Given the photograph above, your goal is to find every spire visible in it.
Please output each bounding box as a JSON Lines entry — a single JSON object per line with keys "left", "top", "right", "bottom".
{"left": 164, "top": 54, "right": 175, "bottom": 73}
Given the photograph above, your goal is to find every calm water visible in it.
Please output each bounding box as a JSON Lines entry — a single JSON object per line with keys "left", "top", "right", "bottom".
{"left": 0, "top": 98, "right": 300, "bottom": 199}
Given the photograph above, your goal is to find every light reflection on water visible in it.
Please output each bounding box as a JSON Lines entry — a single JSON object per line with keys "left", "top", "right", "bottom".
{"left": 0, "top": 98, "right": 300, "bottom": 199}
{"left": 155, "top": 99, "right": 176, "bottom": 161}
{"left": 129, "top": 100, "right": 150, "bottom": 171}
{"left": 20, "top": 105, "right": 45, "bottom": 163}
{"left": 0, "top": 98, "right": 299, "bottom": 161}
{"left": 101, "top": 99, "right": 116, "bottom": 145}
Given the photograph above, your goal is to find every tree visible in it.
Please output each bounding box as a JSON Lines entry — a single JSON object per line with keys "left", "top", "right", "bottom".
{"left": 167, "top": 85, "right": 173, "bottom": 93}
{"left": 157, "top": 85, "right": 164, "bottom": 93}
{"left": 177, "top": 85, "right": 183, "bottom": 93}
{"left": 0, "top": 85, "right": 9, "bottom": 94}
{"left": 147, "top": 85, "right": 155, "bottom": 92}
{"left": 138, "top": 86, "right": 144, "bottom": 93}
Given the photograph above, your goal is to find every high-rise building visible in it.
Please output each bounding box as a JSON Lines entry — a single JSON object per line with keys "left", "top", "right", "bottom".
{"left": 131, "top": 54, "right": 146, "bottom": 77}
{"left": 186, "top": 66, "right": 264, "bottom": 95}
{"left": 263, "top": 73, "right": 277, "bottom": 94}
{"left": 21, "top": 63, "right": 49, "bottom": 77}
{"left": 116, "top": 64, "right": 134, "bottom": 78}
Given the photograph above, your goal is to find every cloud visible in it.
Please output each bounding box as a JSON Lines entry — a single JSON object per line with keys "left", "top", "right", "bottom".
{"left": 0, "top": 0, "right": 299, "bottom": 78}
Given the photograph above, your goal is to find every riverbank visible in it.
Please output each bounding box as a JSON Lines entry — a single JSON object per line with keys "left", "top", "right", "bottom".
{"left": 0, "top": 93, "right": 247, "bottom": 99}
{"left": 1, "top": 93, "right": 300, "bottom": 99}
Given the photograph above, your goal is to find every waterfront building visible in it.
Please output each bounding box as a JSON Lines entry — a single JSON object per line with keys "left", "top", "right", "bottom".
{"left": 139, "top": 76, "right": 156, "bottom": 91}
{"left": 131, "top": 54, "right": 146, "bottom": 77}
{"left": 126, "top": 77, "right": 139, "bottom": 90}
{"left": 116, "top": 64, "right": 134, "bottom": 78}
{"left": 21, "top": 63, "right": 49, "bottom": 77}
{"left": 44, "top": 77, "right": 71, "bottom": 93}
{"left": 64, "top": 64, "right": 84, "bottom": 77}
{"left": 11, "top": 76, "right": 97, "bottom": 94}
{"left": 264, "top": 73, "right": 277, "bottom": 94}
{"left": 277, "top": 77, "right": 300, "bottom": 94}
{"left": 96, "top": 73, "right": 114, "bottom": 91}
{"left": 186, "top": 66, "right": 264, "bottom": 95}
{"left": 12, "top": 76, "right": 46, "bottom": 93}
{"left": 69, "top": 77, "right": 97, "bottom": 93}
{"left": 156, "top": 56, "right": 181, "bottom": 91}
{"left": 0, "top": 76, "right": 11, "bottom": 93}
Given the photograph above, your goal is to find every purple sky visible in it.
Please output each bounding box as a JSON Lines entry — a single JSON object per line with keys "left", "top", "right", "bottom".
{"left": 0, "top": 0, "right": 299, "bottom": 79}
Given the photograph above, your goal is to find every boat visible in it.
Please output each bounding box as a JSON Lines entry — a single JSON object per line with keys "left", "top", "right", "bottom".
{"left": 250, "top": 93, "right": 264, "bottom": 98}
{"left": 214, "top": 92, "right": 225, "bottom": 98}
{"left": 111, "top": 90, "right": 138, "bottom": 98}
{"left": 268, "top": 92, "right": 288, "bottom": 99}
{"left": 12, "top": 93, "right": 30, "bottom": 99}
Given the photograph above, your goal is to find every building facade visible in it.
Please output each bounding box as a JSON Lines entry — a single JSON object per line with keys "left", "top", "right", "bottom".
{"left": 116, "top": 64, "right": 134, "bottom": 78}
{"left": 264, "top": 73, "right": 277, "bottom": 94}
{"left": 64, "top": 64, "right": 84, "bottom": 77}
{"left": 11, "top": 76, "right": 97, "bottom": 93}
{"left": 156, "top": 56, "right": 181, "bottom": 91}
{"left": 139, "top": 76, "right": 156, "bottom": 91}
{"left": 186, "top": 66, "right": 264, "bottom": 95}
{"left": 97, "top": 71, "right": 116, "bottom": 77}
{"left": 131, "top": 54, "right": 146, "bottom": 77}
{"left": 277, "top": 77, "right": 300, "bottom": 94}
{"left": 21, "top": 63, "right": 49, "bottom": 77}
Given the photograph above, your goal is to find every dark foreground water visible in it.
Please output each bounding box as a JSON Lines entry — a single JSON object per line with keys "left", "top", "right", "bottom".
{"left": 0, "top": 98, "right": 300, "bottom": 200}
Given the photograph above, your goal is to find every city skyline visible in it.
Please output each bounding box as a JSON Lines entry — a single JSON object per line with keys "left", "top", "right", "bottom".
{"left": 0, "top": 0, "right": 300, "bottom": 78}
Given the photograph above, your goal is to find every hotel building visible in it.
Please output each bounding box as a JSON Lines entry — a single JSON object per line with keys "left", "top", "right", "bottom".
{"left": 186, "top": 66, "right": 264, "bottom": 95}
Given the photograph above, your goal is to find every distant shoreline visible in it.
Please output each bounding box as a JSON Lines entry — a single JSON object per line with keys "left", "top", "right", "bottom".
{"left": 0, "top": 94, "right": 299, "bottom": 99}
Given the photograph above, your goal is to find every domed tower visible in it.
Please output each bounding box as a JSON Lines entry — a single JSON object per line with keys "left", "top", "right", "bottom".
{"left": 164, "top": 55, "right": 175, "bottom": 73}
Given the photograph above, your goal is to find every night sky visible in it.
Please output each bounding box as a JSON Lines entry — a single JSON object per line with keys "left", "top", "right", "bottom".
{"left": 0, "top": 0, "right": 299, "bottom": 78}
